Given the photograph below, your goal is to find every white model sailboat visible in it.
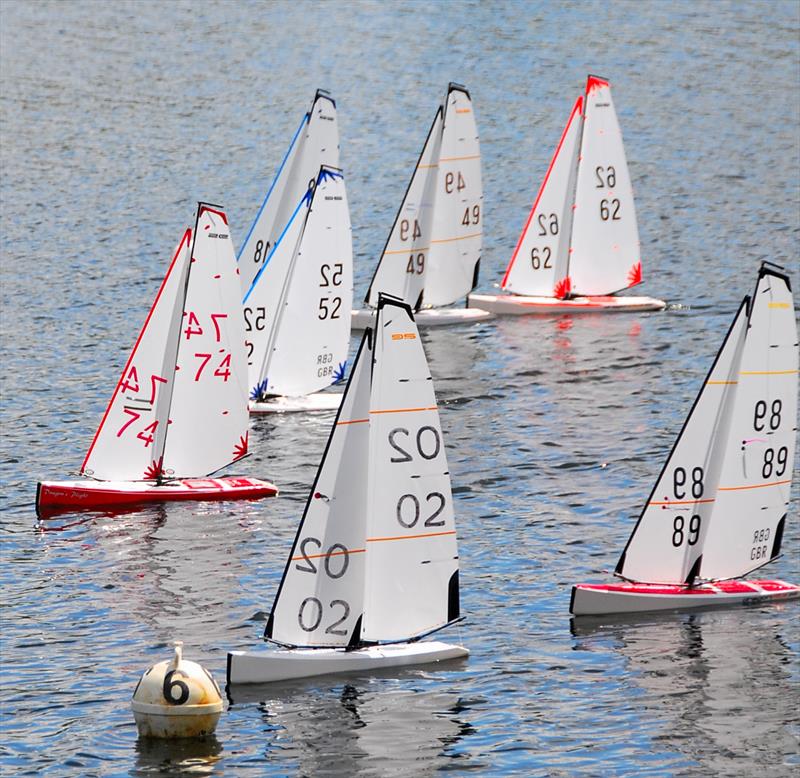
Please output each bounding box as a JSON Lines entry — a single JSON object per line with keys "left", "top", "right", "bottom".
{"left": 351, "top": 83, "right": 492, "bottom": 329}
{"left": 243, "top": 165, "right": 353, "bottom": 413}
{"left": 571, "top": 264, "right": 799, "bottom": 615}
{"left": 470, "top": 75, "right": 665, "bottom": 315}
{"left": 37, "top": 204, "right": 277, "bottom": 515}
{"left": 228, "top": 295, "right": 467, "bottom": 683}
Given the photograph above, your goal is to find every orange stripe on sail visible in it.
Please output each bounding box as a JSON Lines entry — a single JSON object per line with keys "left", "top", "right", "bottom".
{"left": 431, "top": 231, "right": 482, "bottom": 244}
{"left": 367, "top": 530, "right": 456, "bottom": 543}
{"left": 384, "top": 246, "right": 430, "bottom": 255}
{"left": 718, "top": 479, "right": 792, "bottom": 492}
{"left": 291, "top": 548, "right": 365, "bottom": 561}
{"left": 370, "top": 406, "right": 437, "bottom": 414}
{"left": 706, "top": 380, "right": 738, "bottom": 385}
{"left": 649, "top": 498, "right": 716, "bottom": 506}
{"left": 739, "top": 370, "right": 798, "bottom": 376}
{"left": 439, "top": 154, "right": 479, "bottom": 162}
{"left": 336, "top": 418, "right": 369, "bottom": 426}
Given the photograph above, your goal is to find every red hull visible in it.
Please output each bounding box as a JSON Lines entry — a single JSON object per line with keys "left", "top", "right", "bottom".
{"left": 570, "top": 579, "right": 800, "bottom": 616}
{"left": 36, "top": 476, "right": 278, "bottom": 516}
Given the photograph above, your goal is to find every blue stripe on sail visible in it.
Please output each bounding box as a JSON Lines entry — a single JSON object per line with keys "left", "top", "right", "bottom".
{"left": 237, "top": 111, "right": 310, "bottom": 261}
{"left": 242, "top": 192, "right": 310, "bottom": 304}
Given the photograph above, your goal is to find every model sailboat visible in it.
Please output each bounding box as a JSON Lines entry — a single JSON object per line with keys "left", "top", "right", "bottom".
{"left": 36, "top": 204, "right": 277, "bottom": 515}
{"left": 228, "top": 295, "right": 467, "bottom": 683}
{"left": 243, "top": 165, "right": 353, "bottom": 413}
{"left": 571, "top": 264, "right": 799, "bottom": 615}
{"left": 470, "top": 75, "right": 666, "bottom": 315}
{"left": 351, "top": 83, "right": 492, "bottom": 329}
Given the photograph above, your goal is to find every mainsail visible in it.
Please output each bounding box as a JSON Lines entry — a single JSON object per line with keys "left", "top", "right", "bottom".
{"left": 244, "top": 166, "right": 353, "bottom": 400}
{"left": 237, "top": 90, "right": 339, "bottom": 294}
{"left": 266, "top": 295, "right": 460, "bottom": 647}
{"left": 700, "top": 266, "right": 797, "bottom": 579}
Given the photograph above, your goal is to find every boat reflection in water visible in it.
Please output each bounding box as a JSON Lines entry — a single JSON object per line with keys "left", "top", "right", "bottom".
{"left": 571, "top": 606, "right": 800, "bottom": 773}
{"left": 229, "top": 670, "right": 474, "bottom": 774}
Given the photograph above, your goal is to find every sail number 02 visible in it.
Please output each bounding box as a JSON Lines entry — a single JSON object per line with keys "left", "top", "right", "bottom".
{"left": 388, "top": 426, "right": 441, "bottom": 462}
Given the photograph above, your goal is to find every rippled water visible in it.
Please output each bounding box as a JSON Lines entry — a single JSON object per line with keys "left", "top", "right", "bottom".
{"left": 1, "top": 1, "right": 799, "bottom": 775}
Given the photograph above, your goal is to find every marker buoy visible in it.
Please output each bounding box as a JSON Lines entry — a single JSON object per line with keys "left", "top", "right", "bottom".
{"left": 131, "top": 641, "right": 223, "bottom": 738}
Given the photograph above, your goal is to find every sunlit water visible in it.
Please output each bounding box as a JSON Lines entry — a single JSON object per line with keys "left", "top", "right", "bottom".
{"left": 1, "top": 1, "right": 799, "bottom": 775}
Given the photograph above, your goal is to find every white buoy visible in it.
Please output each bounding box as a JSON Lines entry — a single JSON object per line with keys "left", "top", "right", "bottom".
{"left": 131, "top": 641, "right": 223, "bottom": 738}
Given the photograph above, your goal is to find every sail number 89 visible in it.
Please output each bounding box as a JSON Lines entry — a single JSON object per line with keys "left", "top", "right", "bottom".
{"left": 673, "top": 467, "right": 703, "bottom": 499}
{"left": 672, "top": 514, "right": 701, "bottom": 547}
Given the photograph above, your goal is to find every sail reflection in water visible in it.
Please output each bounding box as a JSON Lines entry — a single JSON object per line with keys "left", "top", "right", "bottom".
{"left": 571, "top": 608, "right": 800, "bottom": 773}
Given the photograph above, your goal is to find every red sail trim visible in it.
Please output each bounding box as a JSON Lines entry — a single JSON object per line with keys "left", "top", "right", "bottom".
{"left": 198, "top": 205, "right": 228, "bottom": 225}
{"left": 501, "top": 95, "right": 583, "bottom": 289}
{"left": 627, "top": 261, "right": 642, "bottom": 288}
{"left": 81, "top": 228, "right": 192, "bottom": 473}
{"left": 586, "top": 75, "right": 610, "bottom": 95}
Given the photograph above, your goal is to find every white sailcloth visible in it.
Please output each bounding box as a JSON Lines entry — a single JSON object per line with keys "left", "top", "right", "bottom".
{"left": 267, "top": 333, "right": 372, "bottom": 647}
{"left": 81, "top": 230, "right": 192, "bottom": 481}
{"left": 247, "top": 167, "right": 353, "bottom": 400}
{"left": 502, "top": 95, "right": 583, "bottom": 298}
{"left": 244, "top": 192, "right": 310, "bottom": 399}
{"left": 237, "top": 90, "right": 339, "bottom": 294}
{"left": 364, "top": 108, "right": 443, "bottom": 309}
{"left": 700, "top": 267, "right": 798, "bottom": 579}
{"left": 569, "top": 76, "right": 641, "bottom": 296}
{"left": 362, "top": 298, "right": 460, "bottom": 641}
{"left": 424, "top": 85, "right": 483, "bottom": 307}
{"left": 161, "top": 205, "right": 249, "bottom": 478}
{"left": 615, "top": 300, "right": 749, "bottom": 584}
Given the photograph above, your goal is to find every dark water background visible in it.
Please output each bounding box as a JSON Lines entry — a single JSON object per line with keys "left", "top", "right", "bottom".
{"left": 1, "top": 1, "right": 799, "bottom": 775}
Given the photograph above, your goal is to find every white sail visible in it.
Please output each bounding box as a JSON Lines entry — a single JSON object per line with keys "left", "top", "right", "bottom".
{"left": 258, "top": 168, "right": 353, "bottom": 398}
{"left": 244, "top": 192, "right": 310, "bottom": 400}
{"left": 569, "top": 76, "right": 641, "bottom": 296}
{"left": 237, "top": 90, "right": 339, "bottom": 294}
{"left": 616, "top": 300, "right": 749, "bottom": 584}
{"left": 361, "top": 297, "right": 460, "bottom": 641}
{"left": 700, "top": 267, "right": 798, "bottom": 580}
{"left": 267, "top": 333, "right": 372, "bottom": 647}
{"left": 161, "top": 205, "right": 250, "bottom": 478}
{"left": 363, "top": 108, "right": 443, "bottom": 309}
{"left": 424, "top": 84, "right": 483, "bottom": 307}
{"left": 501, "top": 96, "right": 583, "bottom": 298}
{"left": 81, "top": 230, "right": 192, "bottom": 481}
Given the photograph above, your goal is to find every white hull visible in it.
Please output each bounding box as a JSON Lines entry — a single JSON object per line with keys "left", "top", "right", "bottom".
{"left": 467, "top": 292, "right": 666, "bottom": 315}
{"left": 249, "top": 392, "right": 343, "bottom": 414}
{"left": 351, "top": 307, "right": 492, "bottom": 330}
{"left": 227, "top": 640, "right": 469, "bottom": 684}
{"left": 570, "top": 579, "right": 800, "bottom": 616}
